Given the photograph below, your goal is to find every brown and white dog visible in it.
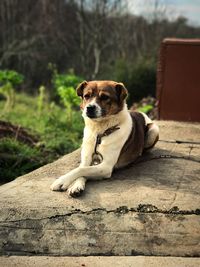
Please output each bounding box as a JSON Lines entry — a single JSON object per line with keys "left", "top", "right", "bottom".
{"left": 50, "top": 81, "right": 159, "bottom": 197}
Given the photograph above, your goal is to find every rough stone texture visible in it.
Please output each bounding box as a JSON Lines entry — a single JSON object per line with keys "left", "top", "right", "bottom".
{"left": 0, "top": 121, "right": 199, "bottom": 256}
{"left": 1, "top": 256, "right": 200, "bottom": 267}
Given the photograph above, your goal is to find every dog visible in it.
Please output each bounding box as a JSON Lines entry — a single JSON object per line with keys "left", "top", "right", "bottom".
{"left": 50, "top": 80, "right": 159, "bottom": 197}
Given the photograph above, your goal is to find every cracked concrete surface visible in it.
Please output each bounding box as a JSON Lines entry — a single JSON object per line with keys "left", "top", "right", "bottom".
{"left": 0, "top": 121, "right": 200, "bottom": 257}
{"left": 1, "top": 256, "right": 200, "bottom": 267}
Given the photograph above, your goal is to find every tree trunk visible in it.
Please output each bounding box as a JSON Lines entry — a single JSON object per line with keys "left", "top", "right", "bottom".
{"left": 92, "top": 44, "right": 101, "bottom": 79}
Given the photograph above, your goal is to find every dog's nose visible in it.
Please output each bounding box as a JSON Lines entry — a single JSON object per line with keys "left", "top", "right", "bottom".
{"left": 86, "top": 105, "right": 96, "bottom": 118}
{"left": 87, "top": 105, "right": 96, "bottom": 112}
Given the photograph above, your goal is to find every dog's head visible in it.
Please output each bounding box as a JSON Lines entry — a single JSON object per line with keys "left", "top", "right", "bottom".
{"left": 76, "top": 80, "right": 128, "bottom": 119}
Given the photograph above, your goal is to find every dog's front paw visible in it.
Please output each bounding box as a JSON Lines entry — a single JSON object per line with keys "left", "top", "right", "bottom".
{"left": 50, "top": 176, "right": 69, "bottom": 191}
{"left": 67, "top": 178, "right": 86, "bottom": 198}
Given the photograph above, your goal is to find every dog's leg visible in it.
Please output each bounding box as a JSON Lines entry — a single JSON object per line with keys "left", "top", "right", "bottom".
{"left": 67, "top": 160, "right": 88, "bottom": 198}
{"left": 62, "top": 144, "right": 94, "bottom": 197}
{"left": 144, "top": 123, "right": 159, "bottom": 149}
{"left": 50, "top": 163, "right": 112, "bottom": 191}
{"left": 140, "top": 112, "right": 159, "bottom": 150}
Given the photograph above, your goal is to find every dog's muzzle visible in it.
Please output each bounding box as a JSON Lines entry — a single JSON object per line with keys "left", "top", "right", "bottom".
{"left": 86, "top": 104, "right": 101, "bottom": 118}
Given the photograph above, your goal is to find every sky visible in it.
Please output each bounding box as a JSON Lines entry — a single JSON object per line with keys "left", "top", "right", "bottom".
{"left": 129, "top": 0, "right": 200, "bottom": 26}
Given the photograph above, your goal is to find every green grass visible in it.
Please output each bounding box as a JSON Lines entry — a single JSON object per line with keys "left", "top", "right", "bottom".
{"left": 0, "top": 138, "right": 45, "bottom": 182}
{"left": 0, "top": 93, "right": 84, "bottom": 182}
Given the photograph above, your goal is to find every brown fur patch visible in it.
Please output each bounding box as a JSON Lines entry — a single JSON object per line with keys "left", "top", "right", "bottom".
{"left": 115, "top": 112, "right": 146, "bottom": 169}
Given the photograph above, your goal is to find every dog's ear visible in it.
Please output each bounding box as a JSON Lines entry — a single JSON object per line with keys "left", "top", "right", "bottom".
{"left": 76, "top": 81, "right": 88, "bottom": 97}
{"left": 115, "top": 82, "right": 128, "bottom": 102}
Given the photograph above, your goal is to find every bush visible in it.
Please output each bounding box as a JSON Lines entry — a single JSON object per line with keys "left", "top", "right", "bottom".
{"left": 52, "top": 71, "right": 82, "bottom": 107}
{"left": 0, "top": 70, "right": 24, "bottom": 112}
{"left": 113, "top": 58, "right": 156, "bottom": 105}
{"left": 53, "top": 70, "right": 82, "bottom": 89}
{"left": 0, "top": 70, "right": 24, "bottom": 87}
{"left": 52, "top": 70, "right": 83, "bottom": 124}
{"left": 128, "top": 60, "right": 156, "bottom": 103}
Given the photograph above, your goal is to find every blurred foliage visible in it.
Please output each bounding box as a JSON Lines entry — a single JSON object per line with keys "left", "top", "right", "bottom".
{"left": 0, "top": 82, "right": 15, "bottom": 112}
{"left": 128, "top": 59, "right": 156, "bottom": 103}
{"left": 131, "top": 96, "right": 157, "bottom": 120}
{"left": 52, "top": 69, "right": 82, "bottom": 90}
{"left": 52, "top": 69, "right": 83, "bottom": 124}
{"left": 0, "top": 138, "right": 46, "bottom": 182}
{"left": 0, "top": 70, "right": 24, "bottom": 87}
{"left": 113, "top": 58, "right": 156, "bottom": 105}
{"left": 138, "top": 104, "right": 153, "bottom": 114}
{"left": 52, "top": 70, "right": 82, "bottom": 106}
{"left": 0, "top": 91, "right": 84, "bottom": 182}
{"left": 1, "top": 0, "right": 199, "bottom": 90}
{"left": 0, "top": 70, "right": 24, "bottom": 112}
{"left": 37, "top": 85, "right": 46, "bottom": 117}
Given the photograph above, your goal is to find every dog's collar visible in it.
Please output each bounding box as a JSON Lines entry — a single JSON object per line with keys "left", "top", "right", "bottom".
{"left": 91, "top": 125, "right": 120, "bottom": 165}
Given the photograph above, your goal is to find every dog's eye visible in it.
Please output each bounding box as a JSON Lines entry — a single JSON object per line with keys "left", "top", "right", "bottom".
{"left": 84, "top": 94, "right": 91, "bottom": 100}
{"left": 100, "top": 94, "right": 110, "bottom": 101}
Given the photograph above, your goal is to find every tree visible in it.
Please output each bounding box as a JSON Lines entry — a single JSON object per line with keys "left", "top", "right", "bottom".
{"left": 74, "top": 0, "right": 127, "bottom": 79}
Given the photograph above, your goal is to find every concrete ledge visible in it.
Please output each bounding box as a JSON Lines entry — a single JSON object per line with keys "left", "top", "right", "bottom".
{"left": 0, "top": 121, "right": 200, "bottom": 256}
{"left": 1, "top": 256, "right": 200, "bottom": 267}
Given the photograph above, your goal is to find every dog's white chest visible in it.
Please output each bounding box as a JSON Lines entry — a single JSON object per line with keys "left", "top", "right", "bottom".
{"left": 83, "top": 126, "right": 118, "bottom": 166}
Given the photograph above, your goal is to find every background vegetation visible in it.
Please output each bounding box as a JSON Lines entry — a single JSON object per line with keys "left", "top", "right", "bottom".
{"left": 0, "top": 0, "right": 200, "bottom": 182}
{"left": 0, "top": 70, "right": 83, "bottom": 182}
